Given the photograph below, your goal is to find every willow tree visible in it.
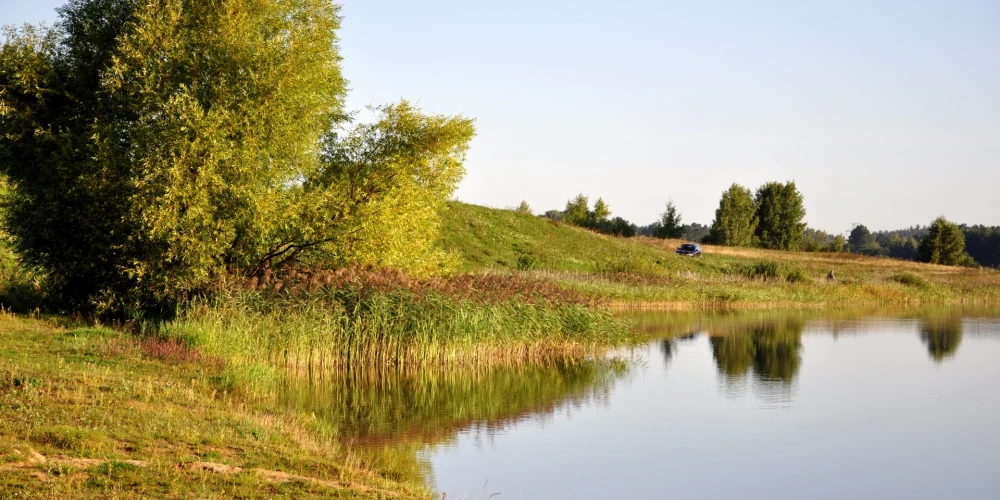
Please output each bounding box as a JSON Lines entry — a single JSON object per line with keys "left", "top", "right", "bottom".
{"left": 306, "top": 102, "right": 474, "bottom": 275}
{"left": 708, "top": 184, "right": 757, "bottom": 247}
{"left": 0, "top": 0, "right": 473, "bottom": 313}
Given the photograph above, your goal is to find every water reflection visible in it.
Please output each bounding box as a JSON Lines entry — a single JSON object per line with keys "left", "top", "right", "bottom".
{"left": 708, "top": 318, "right": 803, "bottom": 384}
{"left": 659, "top": 332, "right": 697, "bottom": 367}
{"left": 274, "top": 307, "right": 1000, "bottom": 498}
{"left": 919, "top": 315, "right": 963, "bottom": 363}
{"left": 280, "top": 359, "right": 629, "bottom": 447}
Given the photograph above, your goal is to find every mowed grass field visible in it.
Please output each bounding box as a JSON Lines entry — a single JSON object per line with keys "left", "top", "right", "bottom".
{"left": 440, "top": 202, "right": 1000, "bottom": 308}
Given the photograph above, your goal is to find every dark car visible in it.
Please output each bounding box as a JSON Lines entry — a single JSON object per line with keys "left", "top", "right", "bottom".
{"left": 675, "top": 243, "right": 702, "bottom": 257}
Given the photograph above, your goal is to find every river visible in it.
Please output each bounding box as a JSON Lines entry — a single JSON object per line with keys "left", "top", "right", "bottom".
{"left": 283, "top": 308, "right": 1000, "bottom": 499}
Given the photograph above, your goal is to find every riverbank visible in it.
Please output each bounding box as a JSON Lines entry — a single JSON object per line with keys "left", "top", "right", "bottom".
{"left": 441, "top": 202, "right": 1000, "bottom": 308}
{"left": 0, "top": 311, "right": 429, "bottom": 498}
{"left": 3, "top": 202, "right": 1000, "bottom": 497}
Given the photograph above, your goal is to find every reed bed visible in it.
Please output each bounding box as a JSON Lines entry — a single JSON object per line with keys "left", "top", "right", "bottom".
{"left": 162, "top": 268, "right": 637, "bottom": 391}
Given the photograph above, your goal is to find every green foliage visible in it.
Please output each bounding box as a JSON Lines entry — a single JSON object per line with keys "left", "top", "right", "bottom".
{"left": 801, "top": 228, "right": 845, "bottom": 253}
{"left": 0, "top": 0, "right": 346, "bottom": 311}
{"left": 681, "top": 222, "right": 711, "bottom": 243}
{"left": 515, "top": 252, "right": 541, "bottom": 271}
{"left": 891, "top": 272, "right": 928, "bottom": 289}
{"left": 652, "top": 200, "right": 683, "bottom": 239}
{"left": 595, "top": 253, "right": 659, "bottom": 276}
{"left": 827, "top": 235, "right": 847, "bottom": 253}
{"left": 562, "top": 194, "right": 618, "bottom": 233}
{"left": 596, "top": 217, "right": 637, "bottom": 237}
{"left": 962, "top": 225, "right": 1000, "bottom": 268}
{"left": 708, "top": 184, "right": 757, "bottom": 247}
{"left": 849, "top": 225, "right": 873, "bottom": 253}
{"left": 920, "top": 217, "right": 975, "bottom": 267}
{"left": 592, "top": 198, "right": 610, "bottom": 222}
{"left": 0, "top": 1, "right": 473, "bottom": 313}
{"left": 515, "top": 200, "right": 532, "bottom": 215}
{"left": 753, "top": 181, "right": 806, "bottom": 251}
{"left": 730, "top": 261, "right": 807, "bottom": 283}
{"left": 563, "top": 194, "right": 591, "bottom": 226}
{"left": 310, "top": 102, "right": 474, "bottom": 275}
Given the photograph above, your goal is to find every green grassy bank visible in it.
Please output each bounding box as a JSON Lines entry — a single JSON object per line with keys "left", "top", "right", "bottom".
{"left": 0, "top": 312, "right": 429, "bottom": 498}
{"left": 440, "top": 201, "right": 1000, "bottom": 308}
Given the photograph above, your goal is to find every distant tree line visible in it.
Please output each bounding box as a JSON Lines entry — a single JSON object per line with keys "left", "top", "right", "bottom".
{"left": 540, "top": 181, "right": 997, "bottom": 268}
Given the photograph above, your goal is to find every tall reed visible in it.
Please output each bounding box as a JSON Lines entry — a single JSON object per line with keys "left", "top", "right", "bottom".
{"left": 163, "top": 278, "right": 636, "bottom": 391}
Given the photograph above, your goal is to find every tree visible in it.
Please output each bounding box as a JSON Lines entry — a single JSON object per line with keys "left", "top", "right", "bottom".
{"left": 563, "top": 195, "right": 591, "bottom": 226}
{"left": 708, "top": 184, "right": 757, "bottom": 247}
{"left": 826, "top": 235, "right": 847, "bottom": 253}
{"left": 848, "top": 225, "right": 872, "bottom": 253}
{"left": 562, "top": 194, "right": 612, "bottom": 230}
{"left": 681, "top": 223, "right": 711, "bottom": 243}
{"left": 919, "top": 217, "right": 974, "bottom": 266}
{"left": 962, "top": 225, "right": 1000, "bottom": 268}
{"left": 597, "top": 217, "right": 637, "bottom": 237}
{"left": 753, "top": 181, "right": 806, "bottom": 251}
{"left": 591, "top": 198, "right": 611, "bottom": 224}
{"left": 0, "top": 0, "right": 473, "bottom": 313}
{"left": 543, "top": 210, "right": 563, "bottom": 221}
{"left": 515, "top": 201, "right": 532, "bottom": 215}
{"left": 652, "top": 200, "right": 683, "bottom": 239}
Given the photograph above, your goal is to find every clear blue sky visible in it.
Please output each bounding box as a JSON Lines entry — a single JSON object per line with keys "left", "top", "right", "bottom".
{"left": 4, "top": 1, "right": 998, "bottom": 234}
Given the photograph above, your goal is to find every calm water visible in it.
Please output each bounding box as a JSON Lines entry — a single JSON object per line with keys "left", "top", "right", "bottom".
{"left": 283, "top": 309, "right": 1000, "bottom": 499}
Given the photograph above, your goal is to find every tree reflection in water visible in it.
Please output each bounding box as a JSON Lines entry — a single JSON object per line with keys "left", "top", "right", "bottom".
{"left": 709, "top": 318, "right": 803, "bottom": 384}
{"left": 919, "top": 315, "right": 963, "bottom": 362}
{"left": 660, "top": 332, "right": 697, "bottom": 367}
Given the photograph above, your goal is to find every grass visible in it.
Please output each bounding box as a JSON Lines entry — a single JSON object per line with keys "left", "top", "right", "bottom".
{"left": 440, "top": 201, "right": 1000, "bottom": 308}
{"left": 162, "top": 268, "right": 637, "bottom": 393}
{"left": 0, "top": 311, "right": 430, "bottom": 498}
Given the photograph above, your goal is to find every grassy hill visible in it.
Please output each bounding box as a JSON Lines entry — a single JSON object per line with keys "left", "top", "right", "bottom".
{"left": 440, "top": 202, "right": 1000, "bottom": 308}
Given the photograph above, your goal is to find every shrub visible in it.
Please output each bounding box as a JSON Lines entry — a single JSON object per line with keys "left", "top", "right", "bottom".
{"left": 595, "top": 254, "right": 659, "bottom": 276}
{"left": 890, "top": 272, "right": 929, "bottom": 289}
{"left": 730, "top": 261, "right": 808, "bottom": 283}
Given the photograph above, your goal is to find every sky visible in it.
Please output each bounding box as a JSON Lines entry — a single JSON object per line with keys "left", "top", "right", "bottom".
{"left": 3, "top": 0, "right": 998, "bottom": 234}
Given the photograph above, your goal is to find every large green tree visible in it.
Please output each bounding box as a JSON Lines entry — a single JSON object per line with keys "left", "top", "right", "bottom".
{"left": 753, "top": 181, "right": 806, "bottom": 251}
{"left": 0, "top": 0, "right": 473, "bottom": 312}
{"left": 708, "top": 184, "right": 757, "bottom": 247}
{"left": 919, "top": 217, "right": 974, "bottom": 266}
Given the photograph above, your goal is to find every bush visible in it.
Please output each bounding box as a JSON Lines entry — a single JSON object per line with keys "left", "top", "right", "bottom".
{"left": 730, "top": 261, "right": 808, "bottom": 283}
{"left": 515, "top": 252, "right": 541, "bottom": 271}
{"left": 595, "top": 254, "right": 659, "bottom": 276}
{"left": 890, "top": 272, "right": 929, "bottom": 288}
